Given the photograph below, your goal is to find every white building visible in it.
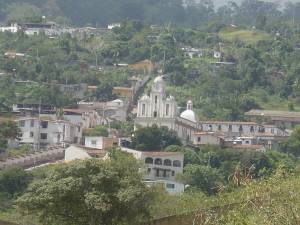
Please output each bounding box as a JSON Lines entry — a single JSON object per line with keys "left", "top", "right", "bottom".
{"left": 16, "top": 117, "right": 82, "bottom": 147}
{"left": 135, "top": 76, "right": 288, "bottom": 147}
{"left": 121, "top": 147, "right": 185, "bottom": 195}
{"left": 0, "top": 24, "right": 19, "bottom": 33}
{"left": 182, "top": 47, "right": 203, "bottom": 58}
{"left": 107, "top": 23, "right": 121, "bottom": 30}
{"left": 84, "top": 136, "right": 119, "bottom": 150}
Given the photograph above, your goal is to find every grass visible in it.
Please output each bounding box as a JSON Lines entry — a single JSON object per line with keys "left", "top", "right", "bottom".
{"left": 6, "top": 145, "right": 33, "bottom": 159}
{"left": 219, "top": 28, "right": 273, "bottom": 45}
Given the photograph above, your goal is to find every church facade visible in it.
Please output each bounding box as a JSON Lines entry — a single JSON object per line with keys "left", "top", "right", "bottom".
{"left": 134, "top": 76, "right": 201, "bottom": 143}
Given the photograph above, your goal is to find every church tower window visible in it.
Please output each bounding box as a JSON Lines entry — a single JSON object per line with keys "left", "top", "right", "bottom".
{"left": 142, "top": 104, "right": 146, "bottom": 116}
{"left": 166, "top": 104, "right": 170, "bottom": 116}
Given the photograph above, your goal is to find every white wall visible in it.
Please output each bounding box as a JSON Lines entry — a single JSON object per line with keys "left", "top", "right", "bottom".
{"left": 65, "top": 146, "right": 91, "bottom": 161}
{"left": 85, "top": 137, "right": 104, "bottom": 149}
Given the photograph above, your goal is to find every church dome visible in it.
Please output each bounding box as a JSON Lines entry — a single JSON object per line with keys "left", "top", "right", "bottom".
{"left": 180, "top": 110, "right": 197, "bottom": 123}
{"left": 180, "top": 100, "right": 197, "bottom": 123}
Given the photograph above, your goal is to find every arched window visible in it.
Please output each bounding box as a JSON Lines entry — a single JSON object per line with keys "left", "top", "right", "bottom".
{"left": 145, "top": 157, "right": 153, "bottom": 164}
{"left": 164, "top": 159, "right": 172, "bottom": 166}
{"left": 173, "top": 160, "right": 181, "bottom": 167}
{"left": 154, "top": 158, "right": 162, "bottom": 165}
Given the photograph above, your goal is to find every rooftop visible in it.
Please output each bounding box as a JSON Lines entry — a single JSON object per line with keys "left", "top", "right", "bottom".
{"left": 143, "top": 151, "right": 183, "bottom": 157}
{"left": 200, "top": 121, "right": 258, "bottom": 125}
{"left": 245, "top": 110, "right": 300, "bottom": 118}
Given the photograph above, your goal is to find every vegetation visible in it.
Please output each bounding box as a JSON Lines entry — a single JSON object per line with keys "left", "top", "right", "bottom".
{"left": 131, "top": 125, "right": 181, "bottom": 151}
{"left": 0, "top": 120, "right": 20, "bottom": 153}
{"left": 83, "top": 125, "right": 109, "bottom": 137}
{"left": 2, "top": 0, "right": 300, "bottom": 224}
{"left": 17, "top": 152, "right": 154, "bottom": 225}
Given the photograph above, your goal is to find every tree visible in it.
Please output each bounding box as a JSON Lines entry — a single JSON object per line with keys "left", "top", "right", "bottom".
{"left": 0, "top": 167, "right": 32, "bottom": 196}
{"left": 6, "top": 3, "right": 42, "bottom": 23}
{"left": 0, "top": 120, "right": 20, "bottom": 152}
{"left": 17, "top": 153, "right": 153, "bottom": 225}
{"left": 180, "top": 164, "right": 224, "bottom": 195}
{"left": 83, "top": 126, "right": 109, "bottom": 137}
{"left": 280, "top": 125, "right": 300, "bottom": 156}
{"left": 132, "top": 125, "right": 181, "bottom": 151}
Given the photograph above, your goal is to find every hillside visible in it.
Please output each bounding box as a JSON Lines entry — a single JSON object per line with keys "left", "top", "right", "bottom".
{"left": 0, "top": 0, "right": 300, "bottom": 26}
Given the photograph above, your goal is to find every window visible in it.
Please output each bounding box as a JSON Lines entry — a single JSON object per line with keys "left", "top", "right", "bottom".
{"left": 19, "top": 120, "right": 25, "bottom": 127}
{"left": 154, "top": 158, "right": 162, "bottom": 165}
{"left": 218, "top": 125, "right": 222, "bottom": 131}
{"left": 164, "top": 159, "right": 172, "bottom": 166}
{"left": 229, "top": 125, "right": 232, "bottom": 132}
{"left": 250, "top": 126, "right": 254, "bottom": 133}
{"left": 166, "top": 104, "right": 170, "bottom": 116}
{"left": 41, "top": 121, "right": 48, "bottom": 129}
{"left": 239, "top": 125, "right": 243, "bottom": 132}
{"left": 40, "top": 133, "right": 47, "bottom": 140}
{"left": 166, "top": 183, "right": 175, "bottom": 189}
{"left": 142, "top": 104, "right": 146, "bottom": 116}
{"left": 209, "top": 125, "right": 212, "bottom": 131}
{"left": 147, "top": 168, "right": 151, "bottom": 174}
{"left": 173, "top": 160, "right": 181, "bottom": 167}
{"left": 172, "top": 171, "right": 175, "bottom": 176}
{"left": 30, "top": 120, "right": 35, "bottom": 127}
{"left": 271, "top": 129, "right": 274, "bottom": 134}
{"left": 155, "top": 96, "right": 158, "bottom": 103}
{"left": 145, "top": 157, "right": 153, "bottom": 164}
{"left": 154, "top": 111, "right": 157, "bottom": 118}
{"left": 163, "top": 170, "right": 167, "bottom": 177}
{"left": 198, "top": 137, "right": 201, "bottom": 142}
{"left": 245, "top": 141, "right": 250, "bottom": 144}
{"left": 30, "top": 132, "right": 34, "bottom": 138}
{"left": 91, "top": 140, "right": 97, "bottom": 146}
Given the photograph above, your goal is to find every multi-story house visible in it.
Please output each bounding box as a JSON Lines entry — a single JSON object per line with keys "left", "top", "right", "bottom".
{"left": 16, "top": 117, "right": 82, "bottom": 148}
{"left": 121, "top": 148, "right": 185, "bottom": 195}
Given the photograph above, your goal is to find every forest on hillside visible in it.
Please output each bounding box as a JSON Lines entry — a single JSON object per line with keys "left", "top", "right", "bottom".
{"left": 1, "top": 0, "right": 300, "bottom": 26}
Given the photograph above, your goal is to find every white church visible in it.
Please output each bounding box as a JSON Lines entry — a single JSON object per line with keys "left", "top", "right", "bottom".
{"left": 134, "top": 76, "right": 285, "bottom": 146}
{"left": 135, "top": 76, "right": 201, "bottom": 144}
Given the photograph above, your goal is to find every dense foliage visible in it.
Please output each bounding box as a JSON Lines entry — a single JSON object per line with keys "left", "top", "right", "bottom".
{"left": 17, "top": 152, "right": 154, "bottom": 225}
{"left": 0, "top": 120, "right": 20, "bottom": 152}
{"left": 166, "top": 144, "right": 294, "bottom": 194}
{"left": 0, "top": 167, "right": 32, "bottom": 196}
{"left": 131, "top": 125, "right": 182, "bottom": 151}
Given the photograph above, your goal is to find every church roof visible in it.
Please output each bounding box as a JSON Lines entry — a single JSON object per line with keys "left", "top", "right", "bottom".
{"left": 180, "top": 109, "right": 197, "bottom": 123}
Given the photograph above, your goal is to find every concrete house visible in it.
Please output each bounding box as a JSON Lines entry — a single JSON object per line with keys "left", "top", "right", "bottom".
{"left": 16, "top": 117, "right": 82, "bottom": 147}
